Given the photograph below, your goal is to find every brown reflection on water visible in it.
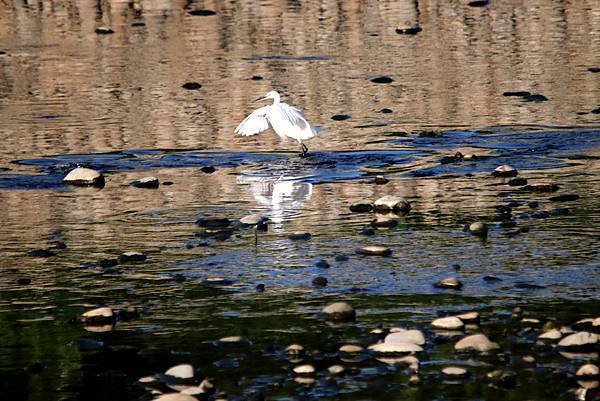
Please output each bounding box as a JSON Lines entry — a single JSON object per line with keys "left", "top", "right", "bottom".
{"left": 0, "top": 0, "right": 599, "bottom": 162}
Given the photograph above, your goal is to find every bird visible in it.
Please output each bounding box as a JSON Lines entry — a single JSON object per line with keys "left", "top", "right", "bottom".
{"left": 234, "top": 90, "right": 320, "bottom": 157}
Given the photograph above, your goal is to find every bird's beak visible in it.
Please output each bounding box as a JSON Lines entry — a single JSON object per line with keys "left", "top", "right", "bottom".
{"left": 253, "top": 96, "right": 267, "bottom": 103}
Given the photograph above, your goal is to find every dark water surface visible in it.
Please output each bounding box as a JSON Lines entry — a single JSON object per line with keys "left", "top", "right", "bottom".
{"left": 1, "top": 1, "right": 599, "bottom": 401}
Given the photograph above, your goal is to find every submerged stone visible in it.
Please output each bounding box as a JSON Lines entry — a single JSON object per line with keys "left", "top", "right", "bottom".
{"left": 188, "top": 9, "right": 216, "bottom": 16}
{"left": 196, "top": 217, "right": 230, "bottom": 228}
{"left": 288, "top": 232, "right": 312, "bottom": 240}
{"left": 432, "top": 317, "right": 464, "bottom": 330}
{"left": 468, "top": 221, "right": 488, "bottom": 237}
{"left": 312, "top": 276, "right": 328, "bottom": 286}
{"left": 80, "top": 307, "right": 114, "bottom": 324}
{"left": 293, "top": 364, "right": 315, "bottom": 375}
{"left": 434, "top": 277, "right": 463, "bottom": 290}
{"left": 374, "top": 195, "right": 411, "bottom": 213}
{"left": 356, "top": 246, "right": 392, "bottom": 256}
{"left": 374, "top": 175, "right": 389, "bottom": 185}
{"left": 395, "top": 26, "right": 422, "bottom": 35}
{"left": 369, "top": 342, "right": 423, "bottom": 353}
{"left": 340, "top": 344, "right": 364, "bottom": 353}
{"left": 455, "top": 334, "right": 499, "bottom": 352}
{"left": 558, "top": 332, "right": 598, "bottom": 349}
{"left": 200, "top": 165, "right": 215, "bottom": 173}
{"left": 350, "top": 203, "right": 373, "bottom": 213}
{"left": 321, "top": 302, "right": 356, "bottom": 322}
{"left": 27, "top": 248, "right": 55, "bottom": 257}
{"left": 577, "top": 364, "right": 600, "bottom": 377}
{"left": 240, "top": 214, "right": 269, "bottom": 226}
{"left": 95, "top": 26, "right": 114, "bottom": 34}
{"left": 492, "top": 165, "right": 518, "bottom": 177}
{"left": 549, "top": 194, "right": 579, "bottom": 202}
{"left": 118, "top": 251, "right": 147, "bottom": 263}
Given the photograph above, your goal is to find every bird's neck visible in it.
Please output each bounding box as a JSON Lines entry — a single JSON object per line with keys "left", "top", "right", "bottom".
{"left": 271, "top": 93, "right": 280, "bottom": 104}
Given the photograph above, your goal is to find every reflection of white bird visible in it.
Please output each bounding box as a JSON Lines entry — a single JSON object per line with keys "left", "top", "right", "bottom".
{"left": 235, "top": 91, "right": 320, "bottom": 157}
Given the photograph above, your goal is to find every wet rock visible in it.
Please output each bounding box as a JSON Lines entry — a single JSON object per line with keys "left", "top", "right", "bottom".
{"left": 321, "top": 302, "right": 356, "bottom": 322}
{"left": 523, "top": 183, "right": 560, "bottom": 192}
{"left": 240, "top": 214, "right": 269, "bottom": 227}
{"left": 130, "top": 176, "right": 159, "bottom": 188}
{"left": 538, "top": 328, "right": 562, "bottom": 341}
{"left": 328, "top": 365, "right": 345, "bottom": 375}
{"left": 72, "top": 338, "right": 104, "bottom": 349}
{"left": 188, "top": 9, "right": 216, "bottom": 16}
{"left": 255, "top": 283, "right": 265, "bottom": 292}
{"left": 118, "top": 251, "right": 147, "bottom": 263}
{"left": 455, "top": 334, "right": 499, "bottom": 352}
{"left": 196, "top": 217, "right": 230, "bottom": 228}
{"left": 440, "top": 152, "right": 464, "bottom": 164}
{"left": 521, "top": 355, "right": 536, "bottom": 364}
{"left": 331, "top": 114, "right": 351, "bottom": 121}
{"left": 250, "top": 75, "right": 263, "bottom": 80}
{"left": 97, "top": 258, "right": 118, "bottom": 268}
{"left": 360, "top": 227, "right": 375, "bottom": 236}
{"left": 374, "top": 195, "right": 411, "bottom": 213}
{"left": 379, "top": 108, "right": 393, "bottom": 113}
{"left": 165, "top": 364, "right": 194, "bottom": 380}
{"left": 340, "top": 344, "right": 364, "bottom": 353}
{"left": 484, "top": 275, "right": 502, "bottom": 282}
{"left": 558, "top": 332, "right": 598, "bottom": 349}
{"left": 531, "top": 211, "right": 550, "bottom": 219}
{"left": 200, "top": 165, "right": 215, "bottom": 173}
{"left": 395, "top": 26, "right": 422, "bottom": 35}
{"left": 312, "top": 276, "right": 328, "bottom": 286}
{"left": 27, "top": 248, "right": 55, "bottom": 257}
{"left": 16, "top": 278, "right": 32, "bottom": 285}
{"left": 335, "top": 254, "right": 349, "bottom": 262}
{"left": 468, "top": 0, "right": 489, "bottom": 6}
{"left": 201, "top": 277, "right": 234, "bottom": 287}
{"left": 371, "top": 216, "right": 398, "bottom": 228}
{"left": 589, "top": 67, "right": 600, "bottom": 73}
{"left": 350, "top": 203, "right": 373, "bottom": 213}
{"left": 154, "top": 394, "right": 199, "bottom": 401}
{"left": 523, "top": 93, "right": 548, "bottom": 102}
{"left": 182, "top": 82, "right": 202, "bottom": 90}
{"left": 369, "top": 342, "right": 423, "bottom": 354}
{"left": 80, "top": 307, "right": 114, "bottom": 324}
{"left": 592, "top": 107, "right": 600, "bottom": 114}
{"left": 95, "top": 26, "right": 114, "bottom": 34}
{"left": 356, "top": 246, "right": 392, "bottom": 256}
{"left": 384, "top": 330, "right": 425, "bottom": 346}
{"left": 515, "top": 282, "right": 546, "bottom": 289}
{"left": 63, "top": 167, "right": 105, "bottom": 187}
{"left": 443, "top": 366, "right": 469, "bottom": 378}
{"left": 288, "top": 232, "right": 311, "bottom": 241}
{"left": 370, "top": 76, "right": 394, "bottom": 84}
{"left": 218, "top": 336, "right": 251, "bottom": 345}
{"left": 434, "top": 277, "right": 463, "bottom": 290}
{"left": 492, "top": 165, "right": 518, "bottom": 177}
{"left": 293, "top": 364, "right": 315, "bottom": 375}
{"left": 374, "top": 175, "right": 389, "bottom": 185}
{"left": 503, "top": 91, "right": 531, "bottom": 97}
{"left": 455, "top": 311, "right": 480, "bottom": 323}
{"left": 285, "top": 344, "right": 304, "bottom": 355}
{"left": 549, "top": 194, "right": 579, "bottom": 202}
{"left": 486, "top": 369, "right": 518, "bottom": 388}
{"left": 432, "top": 317, "right": 464, "bottom": 330}
{"left": 577, "top": 364, "right": 600, "bottom": 378}
{"left": 468, "top": 221, "right": 488, "bottom": 237}
{"left": 508, "top": 177, "right": 528, "bottom": 186}
{"left": 315, "top": 259, "right": 330, "bottom": 268}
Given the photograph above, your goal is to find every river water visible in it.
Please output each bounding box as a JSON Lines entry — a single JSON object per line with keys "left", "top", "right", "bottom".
{"left": 1, "top": 1, "right": 599, "bottom": 400}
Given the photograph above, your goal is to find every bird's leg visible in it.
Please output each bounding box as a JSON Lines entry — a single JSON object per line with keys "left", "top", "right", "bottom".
{"left": 299, "top": 142, "right": 308, "bottom": 158}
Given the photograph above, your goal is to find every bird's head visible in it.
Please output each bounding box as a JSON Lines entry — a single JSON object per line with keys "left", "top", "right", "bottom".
{"left": 254, "top": 90, "right": 280, "bottom": 103}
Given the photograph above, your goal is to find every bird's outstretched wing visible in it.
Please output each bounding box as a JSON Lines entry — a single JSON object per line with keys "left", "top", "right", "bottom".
{"left": 277, "top": 103, "right": 308, "bottom": 129}
{"left": 235, "top": 106, "right": 271, "bottom": 136}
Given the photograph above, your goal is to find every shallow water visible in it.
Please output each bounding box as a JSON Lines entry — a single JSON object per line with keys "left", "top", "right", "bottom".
{"left": 1, "top": 1, "right": 600, "bottom": 400}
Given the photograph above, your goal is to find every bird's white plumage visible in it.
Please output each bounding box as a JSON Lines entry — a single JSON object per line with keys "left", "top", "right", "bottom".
{"left": 235, "top": 91, "right": 319, "bottom": 148}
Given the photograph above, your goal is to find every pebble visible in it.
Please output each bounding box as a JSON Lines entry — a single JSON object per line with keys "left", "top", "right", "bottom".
{"left": 442, "top": 366, "right": 469, "bottom": 377}
{"left": 339, "top": 344, "right": 363, "bottom": 353}
{"left": 434, "top": 277, "right": 463, "bottom": 290}
{"left": 370, "top": 76, "right": 394, "bottom": 84}
{"left": 196, "top": 217, "right": 230, "bottom": 228}
{"left": 181, "top": 82, "right": 202, "bottom": 90}
{"left": 491, "top": 165, "right": 518, "bottom": 178}
{"left": 373, "top": 195, "right": 411, "bottom": 213}
{"left": 350, "top": 203, "right": 373, "bottom": 213}
{"left": 484, "top": 275, "right": 502, "bottom": 282}
{"left": 384, "top": 329, "right": 425, "bottom": 346}
{"left": 80, "top": 307, "right": 114, "bottom": 324}
{"left": 576, "top": 364, "right": 599, "bottom": 377}
{"left": 130, "top": 176, "right": 159, "bottom": 188}
{"left": 356, "top": 246, "right": 392, "bottom": 256}
{"left": 454, "top": 333, "right": 500, "bottom": 352}
{"left": 118, "top": 251, "right": 147, "bottom": 263}
{"left": 328, "top": 365, "right": 345, "bottom": 375}
{"left": 468, "top": 221, "right": 488, "bottom": 237}
{"left": 165, "top": 364, "right": 194, "bottom": 379}
{"left": 522, "top": 355, "right": 536, "bottom": 364}
{"left": 558, "top": 332, "right": 598, "bottom": 348}
{"left": 321, "top": 302, "right": 356, "bottom": 322}
{"left": 95, "top": 26, "right": 114, "bottom": 34}
{"left": 312, "top": 276, "right": 328, "bottom": 286}
{"left": 63, "top": 167, "right": 105, "bottom": 187}
{"left": 360, "top": 227, "right": 375, "bottom": 236}
{"left": 369, "top": 342, "right": 423, "bottom": 353}
{"left": 293, "top": 364, "right": 315, "bottom": 375}
{"left": 288, "top": 232, "right": 312, "bottom": 240}
{"left": 331, "top": 114, "right": 351, "bottom": 121}
{"left": 431, "top": 317, "right": 464, "bottom": 330}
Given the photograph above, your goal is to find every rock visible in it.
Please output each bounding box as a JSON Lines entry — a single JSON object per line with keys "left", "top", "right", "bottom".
{"left": 16, "top": 278, "right": 32, "bottom": 285}
{"left": 97, "top": 258, "right": 118, "bottom": 268}
{"left": 154, "top": 394, "right": 199, "bottom": 401}
{"left": 240, "top": 214, "right": 269, "bottom": 226}
{"left": 130, "top": 176, "right": 159, "bottom": 188}
{"left": 288, "top": 232, "right": 311, "bottom": 240}
{"left": 27, "top": 248, "right": 55, "bottom": 257}
{"left": 293, "top": 364, "right": 315, "bottom": 375}
{"left": 350, "top": 203, "right": 373, "bottom": 213}
{"left": 200, "top": 165, "right": 215, "bottom": 173}
{"left": 379, "top": 108, "right": 393, "bottom": 113}
{"left": 455, "top": 311, "right": 480, "bottom": 323}
{"left": 339, "top": 344, "right": 364, "bottom": 353}
{"left": 508, "top": 177, "right": 527, "bottom": 186}
{"left": 312, "top": 276, "right": 328, "bottom": 286}
{"left": 503, "top": 91, "right": 531, "bottom": 97}
{"left": 285, "top": 344, "right": 304, "bottom": 355}
{"left": 522, "top": 355, "right": 536, "bottom": 364}
{"left": 486, "top": 369, "right": 517, "bottom": 388}
{"left": 118, "top": 252, "right": 147, "bottom": 263}
{"left": 373, "top": 195, "right": 411, "bottom": 213}
{"left": 250, "top": 75, "right": 263, "bottom": 80}
{"left": 371, "top": 216, "right": 398, "bottom": 228}
{"left": 431, "top": 317, "right": 464, "bottom": 330}
{"left": 331, "top": 114, "right": 351, "bottom": 121}
{"left": 201, "top": 277, "right": 234, "bottom": 286}
{"left": 360, "top": 228, "right": 375, "bottom": 236}
{"left": 468, "top": 0, "right": 489, "bottom": 6}
{"left": 255, "top": 283, "right": 265, "bottom": 292}
{"left": 328, "top": 365, "right": 345, "bottom": 375}
{"left": 455, "top": 334, "right": 500, "bottom": 352}
{"left": 217, "top": 336, "right": 250, "bottom": 346}
{"left": 165, "top": 364, "right": 194, "bottom": 379}
{"left": 369, "top": 342, "right": 423, "bottom": 353}
{"left": 577, "top": 364, "right": 600, "bottom": 378}
{"left": 384, "top": 330, "right": 425, "bottom": 346}
{"left": 440, "top": 152, "right": 464, "bottom": 164}
{"left": 315, "top": 259, "right": 330, "bottom": 268}
{"left": 549, "top": 194, "right": 579, "bottom": 202}
{"left": 370, "top": 76, "right": 394, "bottom": 84}
{"left": 356, "top": 246, "right": 392, "bottom": 256}
{"left": 188, "top": 9, "right": 216, "bottom": 16}
{"left": 395, "top": 26, "right": 422, "bottom": 35}
{"left": 589, "top": 67, "right": 600, "bottom": 73}
{"left": 468, "top": 222, "right": 488, "bottom": 237}
{"left": 63, "top": 167, "right": 105, "bottom": 187}
{"left": 182, "top": 82, "right": 202, "bottom": 90}
{"left": 523, "top": 183, "right": 560, "bottom": 192}
{"left": 442, "top": 366, "right": 469, "bottom": 377}
{"left": 523, "top": 93, "right": 548, "bottom": 102}
{"left": 374, "top": 176, "right": 389, "bottom": 185}
{"left": 335, "top": 254, "right": 349, "bottom": 262}
{"left": 196, "top": 217, "right": 230, "bottom": 228}
{"left": 80, "top": 307, "right": 114, "bottom": 324}
{"left": 95, "top": 26, "right": 114, "bottom": 34}
{"left": 484, "top": 275, "right": 501, "bottom": 282}
{"left": 558, "top": 332, "right": 598, "bottom": 349}
{"left": 321, "top": 302, "right": 356, "bottom": 322}
{"left": 434, "top": 277, "right": 463, "bottom": 290}
{"left": 492, "top": 165, "right": 518, "bottom": 177}
{"left": 538, "top": 328, "right": 562, "bottom": 341}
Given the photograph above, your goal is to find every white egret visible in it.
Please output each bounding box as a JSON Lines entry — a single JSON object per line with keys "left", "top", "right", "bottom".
{"left": 234, "top": 91, "right": 320, "bottom": 157}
